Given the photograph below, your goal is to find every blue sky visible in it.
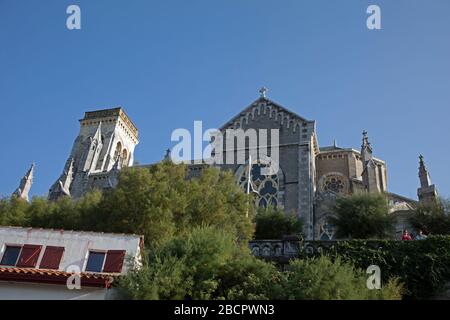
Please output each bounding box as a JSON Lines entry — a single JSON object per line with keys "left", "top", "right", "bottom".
{"left": 0, "top": 0, "right": 449, "bottom": 200}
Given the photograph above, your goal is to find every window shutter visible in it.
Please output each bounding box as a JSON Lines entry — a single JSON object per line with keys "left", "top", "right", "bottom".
{"left": 16, "top": 245, "right": 42, "bottom": 268}
{"left": 39, "top": 246, "right": 65, "bottom": 270}
{"left": 103, "top": 250, "right": 126, "bottom": 273}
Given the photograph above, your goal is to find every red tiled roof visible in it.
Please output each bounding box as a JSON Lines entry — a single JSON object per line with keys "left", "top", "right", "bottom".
{"left": 0, "top": 267, "right": 115, "bottom": 288}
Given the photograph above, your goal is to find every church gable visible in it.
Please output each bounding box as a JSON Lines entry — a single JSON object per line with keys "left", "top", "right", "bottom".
{"left": 219, "top": 96, "right": 313, "bottom": 135}
{"left": 217, "top": 93, "right": 320, "bottom": 162}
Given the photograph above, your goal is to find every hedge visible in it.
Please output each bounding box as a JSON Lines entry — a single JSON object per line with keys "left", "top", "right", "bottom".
{"left": 301, "top": 236, "right": 450, "bottom": 299}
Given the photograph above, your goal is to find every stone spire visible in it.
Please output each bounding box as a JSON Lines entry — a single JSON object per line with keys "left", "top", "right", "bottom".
{"left": 48, "top": 158, "right": 74, "bottom": 201}
{"left": 418, "top": 154, "right": 431, "bottom": 188}
{"left": 360, "top": 131, "right": 381, "bottom": 193}
{"left": 13, "top": 163, "right": 35, "bottom": 202}
{"left": 361, "top": 130, "right": 373, "bottom": 162}
{"left": 80, "top": 121, "right": 103, "bottom": 172}
{"left": 417, "top": 154, "right": 438, "bottom": 203}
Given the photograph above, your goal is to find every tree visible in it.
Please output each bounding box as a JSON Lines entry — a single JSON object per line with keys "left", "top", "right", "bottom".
{"left": 0, "top": 196, "right": 28, "bottom": 226}
{"left": 1, "top": 162, "right": 255, "bottom": 250}
{"left": 95, "top": 162, "right": 255, "bottom": 249}
{"left": 93, "top": 163, "right": 182, "bottom": 248}
{"left": 330, "top": 193, "right": 395, "bottom": 239}
{"left": 409, "top": 198, "right": 450, "bottom": 235}
{"left": 254, "top": 206, "right": 303, "bottom": 239}
{"left": 183, "top": 166, "right": 255, "bottom": 241}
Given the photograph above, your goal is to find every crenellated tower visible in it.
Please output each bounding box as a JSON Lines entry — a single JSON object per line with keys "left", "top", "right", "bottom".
{"left": 49, "top": 107, "right": 139, "bottom": 200}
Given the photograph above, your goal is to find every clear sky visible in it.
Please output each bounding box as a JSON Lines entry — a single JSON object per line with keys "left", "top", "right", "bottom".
{"left": 1, "top": 0, "right": 449, "bottom": 200}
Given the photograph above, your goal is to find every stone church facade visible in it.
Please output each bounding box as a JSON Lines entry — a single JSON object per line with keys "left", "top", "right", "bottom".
{"left": 14, "top": 90, "right": 439, "bottom": 240}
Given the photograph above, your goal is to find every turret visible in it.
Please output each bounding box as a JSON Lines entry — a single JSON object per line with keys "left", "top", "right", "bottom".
{"left": 13, "top": 164, "right": 35, "bottom": 202}
{"left": 417, "top": 154, "right": 438, "bottom": 204}
{"left": 361, "top": 131, "right": 384, "bottom": 193}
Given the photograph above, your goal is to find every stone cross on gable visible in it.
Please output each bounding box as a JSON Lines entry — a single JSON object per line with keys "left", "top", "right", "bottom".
{"left": 259, "top": 87, "right": 268, "bottom": 98}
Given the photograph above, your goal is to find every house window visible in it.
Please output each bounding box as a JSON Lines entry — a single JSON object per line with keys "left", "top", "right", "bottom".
{"left": 39, "top": 246, "right": 65, "bottom": 270}
{"left": 85, "top": 251, "right": 106, "bottom": 273}
{"left": 85, "top": 250, "right": 126, "bottom": 273}
{"left": 103, "top": 250, "right": 126, "bottom": 273}
{"left": 0, "top": 246, "right": 22, "bottom": 266}
{"left": 16, "top": 245, "right": 42, "bottom": 268}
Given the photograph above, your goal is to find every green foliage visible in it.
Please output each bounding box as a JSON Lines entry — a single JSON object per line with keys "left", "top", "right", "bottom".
{"left": 182, "top": 166, "right": 255, "bottom": 242}
{"left": 330, "top": 193, "right": 395, "bottom": 239}
{"left": 0, "top": 162, "right": 255, "bottom": 250}
{"left": 283, "top": 256, "right": 403, "bottom": 300}
{"left": 118, "top": 226, "right": 263, "bottom": 300}
{"left": 117, "top": 226, "right": 403, "bottom": 300}
{"left": 216, "top": 249, "right": 285, "bottom": 300}
{"left": 309, "top": 236, "right": 450, "bottom": 299}
{"left": 409, "top": 199, "right": 450, "bottom": 235}
{"left": 94, "top": 163, "right": 183, "bottom": 247}
{"left": 0, "top": 164, "right": 409, "bottom": 300}
{"left": 0, "top": 196, "right": 28, "bottom": 226}
{"left": 254, "top": 206, "right": 303, "bottom": 240}
{"left": 98, "top": 163, "right": 255, "bottom": 248}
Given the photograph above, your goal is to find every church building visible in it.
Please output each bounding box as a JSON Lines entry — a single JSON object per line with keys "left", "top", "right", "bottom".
{"left": 14, "top": 89, "right": 439, "bottom": 240}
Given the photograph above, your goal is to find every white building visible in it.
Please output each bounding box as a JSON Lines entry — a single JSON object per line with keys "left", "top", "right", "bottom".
{"left": 0, "top": 227, "right": 143, "bottom": 300}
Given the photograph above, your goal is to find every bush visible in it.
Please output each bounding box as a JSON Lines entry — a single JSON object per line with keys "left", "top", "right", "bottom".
{"left": 117, "top": 226, "right": 274, "bottom": 300}
{"left": 304, "top": 236, "right": 450, "bottom": 299}
{"left": 117, "top": 226, "right": 403, "bottom": 300}
{"left": 254, "top": 206, "right": 303, "bottom": 240}
{"left": 330, "top": 193, "right": 395, "bottom": 239}
{"left": 284, "top": 256, "right": 403, "bottom": 300}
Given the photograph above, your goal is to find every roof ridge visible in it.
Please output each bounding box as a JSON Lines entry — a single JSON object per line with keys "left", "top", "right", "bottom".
{"left": 0, "top": 226, "right": 143, "bottom": 238}
{"left": 220, "top": 97, "right": 312, "bottom": 131}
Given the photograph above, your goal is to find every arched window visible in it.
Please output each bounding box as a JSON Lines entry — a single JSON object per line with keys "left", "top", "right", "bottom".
{"left": 122, "top": 149, "right": 128, "bottom": 167}
{"left": 114, "top": 142, "right": 122, "bottom": 161}
{"left": 319, "top": 217, "right": 336, "bottom": 240}
{"left": 236, "top": 158, "right": 284, "bottom": 208}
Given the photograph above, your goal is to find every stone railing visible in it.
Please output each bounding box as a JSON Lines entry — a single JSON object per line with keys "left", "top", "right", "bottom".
{"left": 249, "top": 237, "right": 340, "bottom": 262}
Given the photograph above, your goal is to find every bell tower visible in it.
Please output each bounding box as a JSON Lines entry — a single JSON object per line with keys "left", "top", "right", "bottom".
{"left": 49, "top": 107, "right": 139, "bottom": 200}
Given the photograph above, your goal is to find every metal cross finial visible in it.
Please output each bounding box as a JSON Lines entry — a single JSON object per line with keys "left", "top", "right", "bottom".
{"left": 259, "top": 87, "right": 268, "bottom": 98}
{"left": 362, "top": 130, "right": 368, "bottom": 137}
{"left": 419, "top": 154, "right": 425, "bottom": 165}
{"left": 164, "top": 148, "right": 171, "bottom": 160}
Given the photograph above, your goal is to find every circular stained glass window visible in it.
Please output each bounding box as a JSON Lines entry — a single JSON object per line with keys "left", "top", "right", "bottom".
{"left": 323, "top": 176, "right": 345, "bottom": 194}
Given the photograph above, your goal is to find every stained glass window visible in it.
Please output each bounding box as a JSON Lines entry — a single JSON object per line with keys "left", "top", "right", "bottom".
{"left": 238, "top": 162, "right": 280, "bottom": 208}
{"left": 323, "top": 175, "right": 345, "bottom": 194}
{"left": 319, "top": 219, "right": 335, "bottom": 240}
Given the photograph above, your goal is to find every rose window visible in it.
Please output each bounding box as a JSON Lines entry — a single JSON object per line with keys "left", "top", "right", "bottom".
{"left": 323, "top": 176, "right": 345, "bottom": 194}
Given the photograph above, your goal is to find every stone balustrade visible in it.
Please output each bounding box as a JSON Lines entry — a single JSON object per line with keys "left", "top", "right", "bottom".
{"left": 249, "top": 237, "right": 340, "bottom": 262}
